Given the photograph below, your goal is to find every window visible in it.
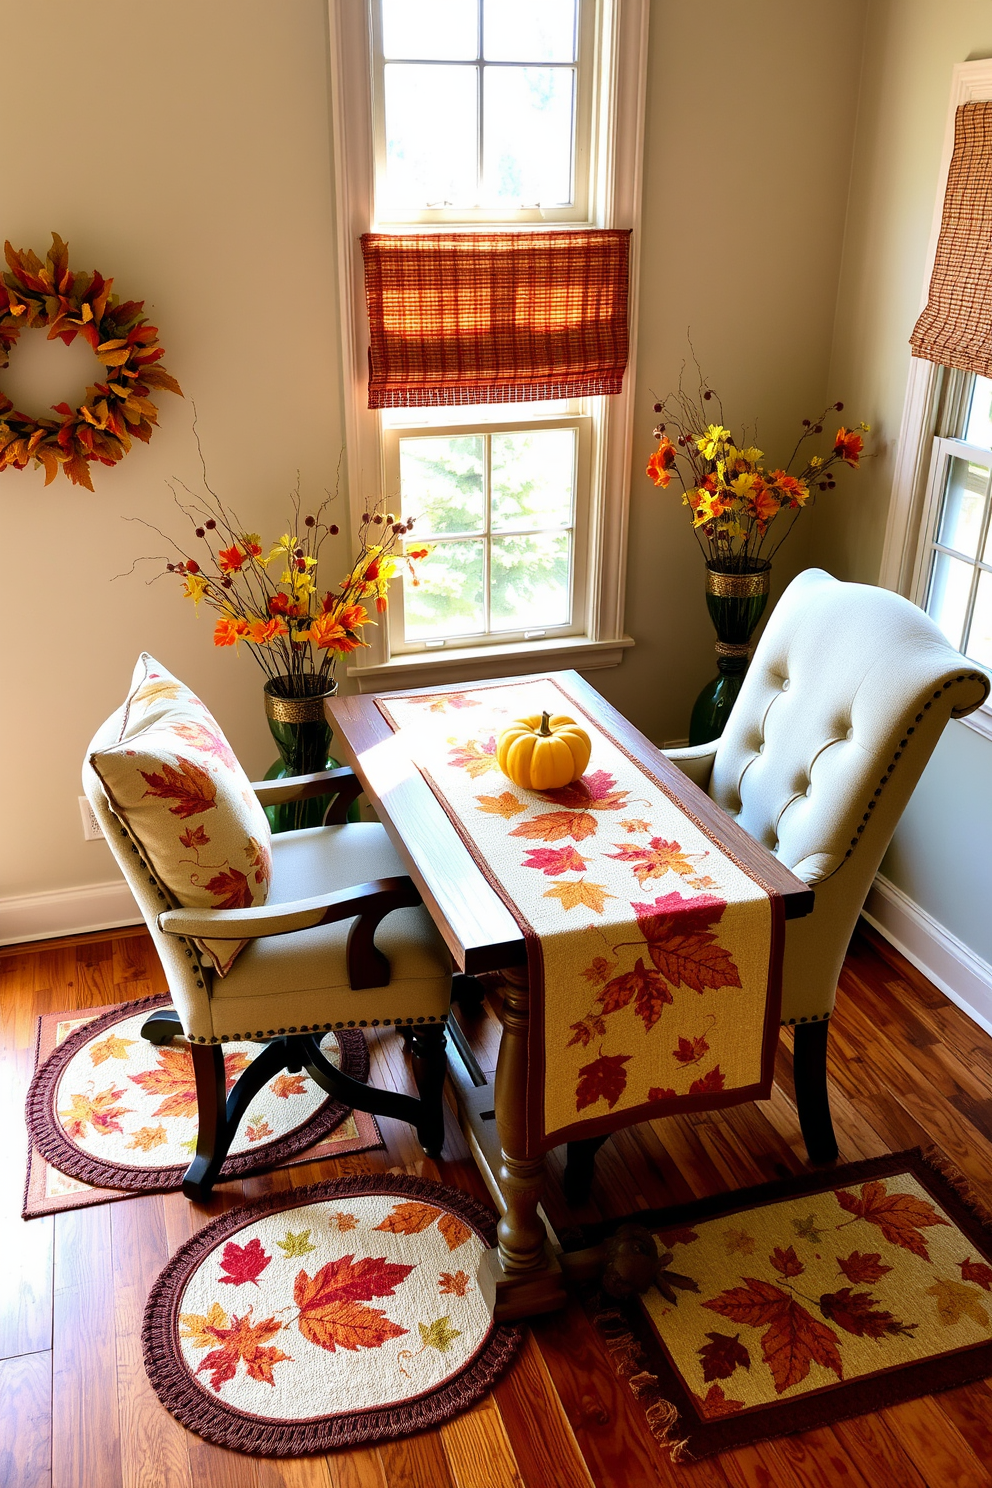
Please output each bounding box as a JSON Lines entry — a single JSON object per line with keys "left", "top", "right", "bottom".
{"left": 328, "top": 0, "right": 648, "bottom": 688}
{"left": 917, "top": 373, "right": 992, "bottom": 671}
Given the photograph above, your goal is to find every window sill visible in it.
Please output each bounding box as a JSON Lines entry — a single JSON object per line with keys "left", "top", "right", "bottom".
{"left": 347, "top": 634, "right": 634, "bottom": 693}
{"left": 960, "top": 699, "right": 992, "bottom": 744}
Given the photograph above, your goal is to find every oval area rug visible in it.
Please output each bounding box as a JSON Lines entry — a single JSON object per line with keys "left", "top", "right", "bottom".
{"left": 24, "top": 992, "right": 369, "bottom": 1191}
{"left": 142, "top": 1174, "right": 521, "bottom": 1453}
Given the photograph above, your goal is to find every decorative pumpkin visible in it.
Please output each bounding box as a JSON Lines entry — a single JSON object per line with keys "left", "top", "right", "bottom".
{"left": 496, "top": 710, "right": 591, "bottom": 791}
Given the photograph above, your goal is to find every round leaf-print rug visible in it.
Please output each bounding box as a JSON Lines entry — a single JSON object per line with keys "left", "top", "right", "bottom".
{"left": 24, "top": 993, "right": 368, "bottom": 1191}
{"left": 142, "top": 1174, "right": 521, "bottom": 1453}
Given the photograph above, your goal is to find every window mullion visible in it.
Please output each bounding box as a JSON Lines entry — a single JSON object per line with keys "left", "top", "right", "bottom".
{"left": 483, "top": 432, "right": 493, "bottom": 634}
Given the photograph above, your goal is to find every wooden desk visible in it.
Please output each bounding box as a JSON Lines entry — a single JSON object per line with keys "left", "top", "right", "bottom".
{"left": 327, "top": 670, "right": 814, "bottom": 1319}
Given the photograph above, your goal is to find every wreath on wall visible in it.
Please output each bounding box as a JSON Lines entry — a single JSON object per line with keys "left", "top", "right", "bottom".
{"left": 0, "top": 233, "right": 182, "bottom": 490}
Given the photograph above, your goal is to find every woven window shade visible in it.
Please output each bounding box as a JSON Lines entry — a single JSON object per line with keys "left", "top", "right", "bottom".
{"left": 361, "top": 230, "right": 631, "bottom": 408}
{"left": 911, "top": 101, "right": 992, "bottom": 374}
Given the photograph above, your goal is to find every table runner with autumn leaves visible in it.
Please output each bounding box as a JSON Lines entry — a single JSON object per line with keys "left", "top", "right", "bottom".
{"left": 375, "top": 677, "right": 784, "bottom": 1155}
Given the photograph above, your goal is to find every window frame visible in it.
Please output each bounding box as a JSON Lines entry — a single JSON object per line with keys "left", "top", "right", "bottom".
{"left": 883, "top": 58, "right": 992, "bottom": 741}
{"left": 370, "top": 0, "right": 598, "bottom": 227}
{"left": 327, "top": 0, "right": 647, "bottom": 691}
{"left": 913, "top": 430, "right": 992, "bottom": 665}
{"left": 382, "top": 409, "right": 593, "bottom": 653}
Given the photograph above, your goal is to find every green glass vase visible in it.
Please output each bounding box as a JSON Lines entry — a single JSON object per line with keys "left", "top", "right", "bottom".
{"left": 262, "top": 676, "right": 356, "bottom": 834}
{"left": 688, "top": 563, "right": 771, "bottom": 745}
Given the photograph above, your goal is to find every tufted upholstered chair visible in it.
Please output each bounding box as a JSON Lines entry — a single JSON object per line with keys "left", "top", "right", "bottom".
{"left": 83, "top": 701, "right": 456, "bottom": 1202}
{"left": 564, "top": 569, "right": 989, "bottom": 1200}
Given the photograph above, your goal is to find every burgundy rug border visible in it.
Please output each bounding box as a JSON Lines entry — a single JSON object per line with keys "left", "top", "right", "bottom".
{"left": 576, "top": 1147, "right": 992, "bottom": 1460}
{"left": 141, "top": 1172, "right": 522, "bottom": 1456}
{"left": 23, "top": 993, "right": 371, "bottom": 1200}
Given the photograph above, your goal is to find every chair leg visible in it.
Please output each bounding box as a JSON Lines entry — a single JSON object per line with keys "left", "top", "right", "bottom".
{"left": 793, "top": 1020, "right": 839, "bottom": 1165}
{"left": 182, "top": 1043, "right": 229, "bottom": 1201}
{"left": 563, "top": 1134, "right": 609, "bottom": 1206}
{"left": 141, "top": 1008, "right": 183, "bottom": 1045}
{"left": 410, "top": 1024, "right": 447, "bottom": 1158}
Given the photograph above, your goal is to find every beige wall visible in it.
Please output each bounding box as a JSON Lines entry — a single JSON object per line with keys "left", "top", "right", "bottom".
{"left": 0, "top": 0, "right": 867, "bottom": 920}
{"left": 818, "top": 0, "right": 992, "bottom": 964}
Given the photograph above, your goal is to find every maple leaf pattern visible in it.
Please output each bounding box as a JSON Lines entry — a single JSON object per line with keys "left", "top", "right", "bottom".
{"left": 819, "top": 1288, "right": 916, "bottom": 1340}
{"left": 196, "top": 1310, "right": 291, "bottom": 1393}
{"left": 139, "top": 756, "right": 217, "bottom": 818}
{"left": 331, "top": 1213, "right": 358, "bottom": 1232}
{"left": 580, "top": 956, "right": 616, "bottom": 986}
{"left": 179, "top": 1300, "right": 228, "bottom": 1348}
{"left": 246, "top": 1116, "right": 274, "bottom": 1142}
{"left": 129, "top": 1047, "right": 250, "bottom": 1120}
{"left": 439, "top": 1271, "right": 471, "bottom": 1296}
{"left": 544, "top": 879, "right": 615, "bottom": 915}
{"left": 58, "top": 1086, "right": 131, "bottom": 1140}
{"left": 566, "top": 1014, "right": 608, "bottom": 1049}
{"left": 437, "top": 1213, "right": 471, "bottom": 1251}
{"left": 218, "top": 1237, "right": 272, "bottom": 1287}
{"left": 722, "top": 1229, "right": 756, "bottom": 1256}
{"left": 447, "top": 737, "right": 498, "bottom": 778}
{"left": 540, "top": 770, "right": 629, "bottom": 812}
{"left": 792, "top": 1214, "right": 825, "bottom": 1244}
{"left": 655, "top": 1250, "right": 701, "bottom": 1305}
{"left": 837, "top": 1251, "right": 892, "bottom": 1285}
{"left": 658, "top": 1226, "right": 699, "bottom": 1247}
{"left": 127, "top": 1124, "right": 167, "bottom": 1152}
{"left": 521, "top": 845, "right": 589, "bottom": 876}
{"left": 695, "top": 1383, "right": 746, "bottom": 1419}
{"left": 294, "top": 1254, "right": 413, "bottom": 1352}
{"left": 178, "top": 824, "right": 211, "bottom": 850}
{"left": 576, "top": 1052, "right": 631, "bottom": 1111}
{"left": 698, "top": 1330, "right": 751, "bottom": 1383}
{"left": 374, "top": 1201, "right": 441, "bottom": 1236}
{"left": 475, "top": 791, "right": 526, "bottom": 819}
{"left": 509, "top": 809, "right": 597, "bottom": 843}
{"left": 960, "top": 1257, "right": 992, "bottom": 1291}
{"left": 620, "top": 818, "right": 650, "bottom": 833}
{"left": 203, "top": 867, "right": 253, "bottom": 910}
{"left": 926, "top": 1277, "right": 991, "bottom": 1328}
{"left": 597, "top": 957, "right": 673, "bottom": 1032}
{"left": 833, "top": 1180, "right": 951, "bottom": 1260}
{"left": 276, "top": 1230, "right": 316, "bottom": 1258}
{"left": 429, "top": 694, "right": 481, "bottom": 713}
{"left": 648, "top": 1086, "right": 676, "bottom": 1100}
{"left": 673, "top": 1034, "right": 710, "bottom": 1066}
{"left": 689, "top": 1065, "right": 726, "bottom": 1095}
{"left": 704, "top": 1278, "right": 844, "bottom": 1394}
{"left": 270, "top": 1073, "right": 307, "bottom": 1098}
{"left": 606, "top": 837, "right": 701, "bottom": 887}
{"left": 770, "top": 1246, "right": 804, "bottom": 1278}
{"left": 419, "top": 1316, "right": 462, "bottom": 1352}
{"left": 632, "top": 892, "right": 742, "bottom": 995}
{"left": 89, "top": 1032, "right": 135, "bottom": 1066}
{"left": 172, "top": 721, "right": 238, "bottom": 769}
{"left": 245, "top": 836, "right": 271, "bottom": 891}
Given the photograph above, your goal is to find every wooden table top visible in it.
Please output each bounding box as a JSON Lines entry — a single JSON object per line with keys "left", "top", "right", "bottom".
{"left": 327, "top": 669, "right": 814, "bottom": 975}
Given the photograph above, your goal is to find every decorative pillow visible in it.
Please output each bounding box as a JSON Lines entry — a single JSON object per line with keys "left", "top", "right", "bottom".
{"left": 90, "top": 655, "right": 272, "bottom": 976}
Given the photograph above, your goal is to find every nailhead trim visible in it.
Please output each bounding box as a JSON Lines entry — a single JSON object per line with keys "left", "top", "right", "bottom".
{"left": 196, "top": 1012, "right": 450, "bottom": 1044}
{"left": 782, "top": 1012, "right": 830, "bottom": 1025}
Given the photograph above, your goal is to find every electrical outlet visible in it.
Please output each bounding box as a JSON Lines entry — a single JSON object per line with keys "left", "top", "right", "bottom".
{"left": 79, "top": 795, "right": 105, "bottom": 841}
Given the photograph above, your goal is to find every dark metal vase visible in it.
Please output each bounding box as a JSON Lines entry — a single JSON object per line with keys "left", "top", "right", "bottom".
{"left": 263, "top": 677, "right": 347, "bottom": 834}
{"left": 688, "top": 563, "right": 771, "bottom": 745}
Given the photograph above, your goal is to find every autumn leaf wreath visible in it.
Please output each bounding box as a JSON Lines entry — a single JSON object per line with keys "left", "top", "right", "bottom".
{"left": 0, "top": 233, "right": 182, "bottom": 489}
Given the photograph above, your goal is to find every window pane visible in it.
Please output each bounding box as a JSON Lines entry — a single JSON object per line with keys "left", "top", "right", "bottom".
{"left": 936, "top": 456, "right": 989, "bottom": 558}
{"left": 399, "top": 436, "right": 485, "bottom": 535}
{"left": 483, "top": 0, "right": 577, "bottom": 61}
{"left": 965, "top": 374, "right": 992, "bottom": 449}
{"left": 926, "top": 550, "right": 972, "bottom": 649}
{"left": 381, "top": 0, "right": 478, "bottom": 60}
{"left": 966, "top": 569, "right": 992, "bottom": 666}
{"left": 404, "top": 540, "right": 485, "bottom": 640}
{"left": 491, "top": 429, "right": 575, "bottom": 531}
{"left": 491, "top": 531, "right": 571, "bottom": 630}
{"left": 384, "top": 64, "right": 477, "bottom": 208}
{"left": 482, "top": 67, "right": 574, "bottom": 206}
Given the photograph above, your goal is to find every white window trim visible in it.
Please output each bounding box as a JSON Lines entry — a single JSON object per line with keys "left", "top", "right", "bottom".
{"left": 881, "top": 57, "right": 992, "bottom": 742}
{"left": 326, "top": 0, "right": 647, "bottom": 692}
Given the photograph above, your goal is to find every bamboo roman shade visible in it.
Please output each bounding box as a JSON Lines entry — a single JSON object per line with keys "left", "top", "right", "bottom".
{"left": 361, "top": 230, "right": 630, "bottom": 408}
{"left": 911, "top": 100, "right": 992, "bottom": 374}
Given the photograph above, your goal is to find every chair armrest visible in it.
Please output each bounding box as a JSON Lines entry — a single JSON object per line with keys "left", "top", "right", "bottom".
{"left": 250, "top": 766, "right": 363, "bottom": 823}
{"left": 663, "top": 739, "right": 719, "bottom": 790}
{"left": 157, "top": 876, "right": 422, "bottom": 990}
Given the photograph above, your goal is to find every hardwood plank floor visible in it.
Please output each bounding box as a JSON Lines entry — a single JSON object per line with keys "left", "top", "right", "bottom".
{"left": 3, "top": 921, "right": 992, "bottom": 1488}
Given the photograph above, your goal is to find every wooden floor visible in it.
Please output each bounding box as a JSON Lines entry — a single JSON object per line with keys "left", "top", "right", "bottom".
{"left": 4, "top": 924, "right": 992, "bottom": 1488}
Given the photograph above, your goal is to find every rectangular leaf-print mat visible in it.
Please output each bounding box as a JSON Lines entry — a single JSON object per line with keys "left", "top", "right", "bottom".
{"left": 575, "top": 1150, "right": 992, "bottom": 1460}
{"left": 23, "top": 1004, "right": 383, "bottom": 1218}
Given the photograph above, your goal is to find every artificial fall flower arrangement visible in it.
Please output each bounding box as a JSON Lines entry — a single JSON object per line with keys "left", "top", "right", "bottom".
{"left": 156, "top": 483, "right": 427, "bottom": 697}
{"left": 646, "top": 378, "right": 869, "bottom": 572}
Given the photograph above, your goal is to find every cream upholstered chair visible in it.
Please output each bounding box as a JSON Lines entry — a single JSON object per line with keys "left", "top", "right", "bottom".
{"left": 83, "top": 659, "right": 455, "bottom": 1201}
{"left": 564, "top": 569, "right": 989, "bottom": 1199}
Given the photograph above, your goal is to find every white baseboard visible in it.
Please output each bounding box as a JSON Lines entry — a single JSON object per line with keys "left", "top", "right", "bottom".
{"left": 862, "top": 873, "right": 992, "bottom": 1039}
{"left": 0, "top": 879, "right": 142, "bottom": 947}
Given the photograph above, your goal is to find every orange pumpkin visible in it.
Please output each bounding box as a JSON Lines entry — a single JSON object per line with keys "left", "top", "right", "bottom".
{"left": 496, "top": 711, "right": 591, "bottom": 791}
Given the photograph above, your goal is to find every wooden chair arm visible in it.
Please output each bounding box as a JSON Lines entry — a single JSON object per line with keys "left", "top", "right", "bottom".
{"left": 157, "top": 876, "right": 423, "bottom": 989}
{"left": 249, "top": 766, "right": 363, "bottom": 822}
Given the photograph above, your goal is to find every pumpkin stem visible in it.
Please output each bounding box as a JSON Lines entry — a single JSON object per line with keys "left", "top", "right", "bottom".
{"left": 539, "top": 710, "right": 552, "bottom": 736}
